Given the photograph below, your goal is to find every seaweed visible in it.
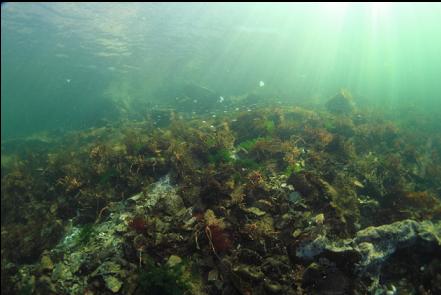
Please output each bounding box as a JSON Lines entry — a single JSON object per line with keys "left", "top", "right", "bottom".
{"left": 284, "top": 162, "right": 304, "bottom": 176}
{"left": 137, "top": 259, "right": 191, "bottom": 295}
{"left": 264, "top": 119, "right": 276, "bottom": 133}
{"left": 2, "top": 100, "right": 441, "bottom": 295}
{"left": 235, "top": 158, "right": 262, "bottom": 170}
{"left": 207, "top": 148, "right": 233, "bottom": 164}
{"left": 237, "top": 138, "right": 260, "bottom": 151}
{"left": 99, "top": 168, "right": 118, "bottom": 185}
{"left": 77, "top": 224, "right": 95, "bottom": 245}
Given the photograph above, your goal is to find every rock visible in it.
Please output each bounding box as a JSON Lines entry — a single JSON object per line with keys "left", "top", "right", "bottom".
{"left": 177, "top": 83, "right": 221, "bottom": 112}
{"left": 36, "top": 275, "right": 56, "bottom": 294}
{"left": 292, "top": 229, "right": 302, "bottom": 238}
{"left": 246, "top": 207, "right": 266, "bottom": 217}
{"left": 128, "top": 193, "right": 142, "bottom": 202}
{"left": 157, "top": 192, "right": 185, "bottom": 217}
{"left": 207, "top": 269, "right": 219, "bottom": 282}
{"left": 166, "top": 255, "right": 182, "bottom": 267}
{"left": 69, "top": 252, "right": 83, "bottom": 274}
{"left": 354, "top": 219, "right": 441, "bottom": 276}
{"left": 237, "top": 248, "right": 263, "bottom": 265}
{"left": 302, "top": 262, "right": 350, "bottom": 294}
{"left": 261, "top": 257, "right": 291, "bottom": 281}
{"left": 301, "top": 262, "right": 321, "bottom": 285}
{"left": 93, "top": 261, "right": 122, "bottom": 277}
{"left": 296, "top": 235, "right": 354, "bottom": 260}
{"left": 255, "top": 199, "right": 273, "bottom": 212}
{"left": 314, "top": 213, "right": 325, "bottom": 225}
{"left": 287, "top": 172, "right": 316, "bottom": 198}
{"left": 264, "top": 280, "right": 283, "bottom": 293}
{"left": 154, "top": 218, "right": 170, "bottom": 233}
{"left": 18, "top": 274, "right": 36, "bottom": 295}
{"left": 325, "top": 89, "right": 355, "bottom": 115}
{"left": 234, "top": 265, "right": 264, "bottom": 282}
{"left": 288, "top": 191, "right": 302, "bottom": 204}
{"left": 142, "top": 175, "right": 185, "bottom": 216}
{"left": 183, "top": 216, "right": 197, "bottom": 231}
{"left": 295, "top": 219, "right": 441, "bottom": 291}
{"left": 114, "top": 222, "right": 127, "bottom": 233}
{"left": 52, "top": 263, "right": 73, "bottom": 282}
{"left": 40, "top": 254, "right": 54, "bottom": 272}
{"left": 103, "top": 275, "right": 122, "bottom": 293}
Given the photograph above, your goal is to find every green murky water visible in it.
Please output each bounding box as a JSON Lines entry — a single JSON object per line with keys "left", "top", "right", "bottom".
{"left": 2, "top": 3, "right": 440, "bottom": 139}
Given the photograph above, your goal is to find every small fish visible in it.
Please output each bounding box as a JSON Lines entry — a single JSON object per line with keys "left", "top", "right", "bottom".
{"left": 259, "top": 80, "right": 265, "bottom": 87}
{"left": 66, "top": 78, "right": 71, "bottom": 83}
{"left": 219, "top": 96, "right": 224, "bottom": 103}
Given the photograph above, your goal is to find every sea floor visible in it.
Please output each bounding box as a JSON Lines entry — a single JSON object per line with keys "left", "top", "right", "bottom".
{"left": 1, "top": 94, "right": 440, "bottom": 294}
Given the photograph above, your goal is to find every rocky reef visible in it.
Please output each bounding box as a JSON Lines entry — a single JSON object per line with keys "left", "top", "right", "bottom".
{"left": 2, "top": 93, "right": 441, "bottom": 294}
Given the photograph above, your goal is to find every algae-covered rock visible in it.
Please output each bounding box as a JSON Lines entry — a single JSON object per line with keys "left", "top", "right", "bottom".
{"left": 295, "top": 235, "right": 354, "bottom": 260}
{"left": 138, "top": 175, "right": 185, "bottom": 216}
{"left": 354, "top": 219, "right": 441, "bottom": 275}
{"left": 302, "top": 261, "right": 351, "bottom": 294}
{"left": 36, "top": 275, "right": 57, "bottom": 294}
{"left": 326, "top": 89, "right": 355, "bottom": 115}
{"left": 40, "top": 253, "right": 54, "bottom": 272}
{"left": 264, "top": 281, "right": 283, "bottom": 294}
{"left": 234, "top": 265, "right": 264, "bottom": 282}
{"left": 296, "top": 219, "right": 441, "bottom": 291}
{"left": 297, "top": 219, "right": 440, "bottom": 264}
{"left": 166, "top": 255, "right": 183, "bottom": 268}
{"left": 103, "top": 275, "right": 122, "bottom": 293}
{"left": 246, "top": 206, "right": 266, "bottom": 217}
{"left": 237, "top": 248, "right": 263, "bottom": 265}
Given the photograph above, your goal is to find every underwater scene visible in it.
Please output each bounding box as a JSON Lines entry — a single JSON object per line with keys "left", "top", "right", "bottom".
{"left": 1, "top": 2, "right": 441, "bottom": 295}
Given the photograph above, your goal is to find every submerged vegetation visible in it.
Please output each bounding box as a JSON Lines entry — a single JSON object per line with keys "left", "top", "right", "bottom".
{"left": 1, "top": 92, "right": 441, "bottom": 294}
{"left": 137, "top": 259, "right": 192, "bottom": 295}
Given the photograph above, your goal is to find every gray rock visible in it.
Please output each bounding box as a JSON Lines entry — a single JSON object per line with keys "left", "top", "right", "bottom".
{"left": 295, "top": 219, "right": 441, "bottom": 291}
{"left": 138, "top": 175, "right": 185, "bottom": 216}
{"left": 354, "top": 219, "right": 440, "bottom": 276}
{"left": 295, "top": 235, "right": 353, "bottom": 259}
